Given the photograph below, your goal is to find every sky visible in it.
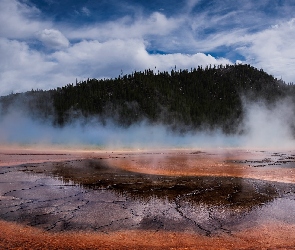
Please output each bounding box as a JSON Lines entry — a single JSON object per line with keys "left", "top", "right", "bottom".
{"left": 1, "top": 0, "right": 295, "bottom": 95}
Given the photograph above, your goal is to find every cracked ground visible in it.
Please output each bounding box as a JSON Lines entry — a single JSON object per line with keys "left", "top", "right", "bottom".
{"left": 1, "top": 153, "right": 295, "bottom": 236}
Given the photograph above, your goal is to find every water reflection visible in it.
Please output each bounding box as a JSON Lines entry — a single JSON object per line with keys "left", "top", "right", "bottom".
{"left": 30, "top": 159, "right": 278, "bottom": 209}
{"left": 1, "top": 158, "right": 295, "bottom": 234}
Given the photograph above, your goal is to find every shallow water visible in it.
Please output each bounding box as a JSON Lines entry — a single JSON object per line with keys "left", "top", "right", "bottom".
{"left": 1, "top": 157, "right": 295, "bottom": 236}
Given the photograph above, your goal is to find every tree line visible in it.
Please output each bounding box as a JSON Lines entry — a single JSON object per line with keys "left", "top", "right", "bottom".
{"left": 1, "top": 64, "right": 294, "bottom": 134}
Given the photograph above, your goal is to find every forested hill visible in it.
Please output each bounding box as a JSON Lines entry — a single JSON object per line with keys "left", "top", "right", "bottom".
{"left": 0, "top": 64, "right": 294, "bottom": 133}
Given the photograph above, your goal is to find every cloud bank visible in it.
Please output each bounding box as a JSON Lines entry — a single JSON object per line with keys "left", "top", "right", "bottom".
{"left": 1, "top": 0, "right": 295, "bottom": 95}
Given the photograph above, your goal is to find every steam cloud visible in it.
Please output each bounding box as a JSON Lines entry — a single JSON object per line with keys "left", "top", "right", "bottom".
{"left": 240, "top": 98, "right": 295, "bottom": 149}
{"left": 0, "top": 98, "right": 295, "bottom": 150}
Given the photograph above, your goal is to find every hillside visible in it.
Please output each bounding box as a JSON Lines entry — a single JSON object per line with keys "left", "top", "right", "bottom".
{"left": 0, "top": 64, "right": 293, "bottom": 134}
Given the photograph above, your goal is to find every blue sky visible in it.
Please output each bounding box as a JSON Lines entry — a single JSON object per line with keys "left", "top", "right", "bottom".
{"left": 1, "top": 0, "right": 295, "bottom": 95}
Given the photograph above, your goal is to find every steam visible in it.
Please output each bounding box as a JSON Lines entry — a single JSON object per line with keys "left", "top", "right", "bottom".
{"left": 0, "top": 97, "right": 295, "bottom": 150}
{"left": 240, "top": 98, "right": 295, "bottom": 149}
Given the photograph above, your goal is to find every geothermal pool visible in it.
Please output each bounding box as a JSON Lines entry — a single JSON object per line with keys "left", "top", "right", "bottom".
{"left": 1, "top": 148, "right": 295, "bottom": 249}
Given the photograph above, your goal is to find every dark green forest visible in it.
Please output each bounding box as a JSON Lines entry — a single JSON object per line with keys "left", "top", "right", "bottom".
{"left": 1, "top": 64, "right": 294, "bottom": 134}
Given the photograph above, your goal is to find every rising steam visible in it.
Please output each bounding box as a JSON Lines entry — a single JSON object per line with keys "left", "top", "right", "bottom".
{"left": 0, "top": 97, "right": 295, "bottom": 150}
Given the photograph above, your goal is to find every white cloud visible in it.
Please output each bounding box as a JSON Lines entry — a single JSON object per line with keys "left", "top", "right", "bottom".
{"left": 185, "top": 0, "right": 201, "bottom": 11}
{"left": 81, "top": 7, "right": 91, "bottom": 16}
{"left": 239, "top": 18, "right": 295, "bottom": 82}
{"left": 0, "top": 38, "right": 70, "bottom": 94}
{"left": 38, "top": 29, "right": 70, "bottom": 49}
{"left": 0, "top": 37, "right": 232, "bottom": 95}
{"left": 51, "top": 39, "right": 232, "bottom": 80}
{"left": 148, "top": 52, "right": 232, "bottom": 72}
{"left": 0, "top": 0, "right": 49, "bottom": 39}
{"left": 1, "top": 0, "right": 295, "bottom": 96}
{"left": 65, "top": 12, "right": 182, "bottom": 41}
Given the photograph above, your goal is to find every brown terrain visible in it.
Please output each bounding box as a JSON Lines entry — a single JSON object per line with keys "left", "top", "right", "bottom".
{"left": 1, "top": 145, "right": 295, "bottom": 249}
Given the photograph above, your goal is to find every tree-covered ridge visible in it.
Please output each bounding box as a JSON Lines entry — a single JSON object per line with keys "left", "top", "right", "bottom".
{"left": 0, "top": 64, "right": 293, "bottom": 133}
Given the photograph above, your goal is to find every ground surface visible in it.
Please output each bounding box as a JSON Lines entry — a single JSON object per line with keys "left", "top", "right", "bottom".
{"left": 1, "top": 146, "right": 295, "bottom": 249}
